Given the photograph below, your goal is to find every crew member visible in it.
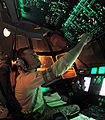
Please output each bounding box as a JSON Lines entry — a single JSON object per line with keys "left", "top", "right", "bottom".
{"left": 15, "top": 33, "right": 92, "bottom": 119}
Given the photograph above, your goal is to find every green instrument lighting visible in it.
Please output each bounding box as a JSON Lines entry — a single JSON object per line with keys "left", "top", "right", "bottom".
{"left": 103, "top": 6, "right": 105, "bottom": 10}
{"left": 15, "top": 0, "right": 104, "bottom": 43}
{"left": 96, "top": 76, "right": 101, "bottom": 84}
{"left": 99, "top": 102, "right": 102, "bottom": 106}
{"left": 98, "top": 66, "right": 105, "bottom": 74}
{"left": 41, "top": 87, "right": 50, "bottom": 93}
{"left": 91, "top": 67, "right": 97, "bottom": 74}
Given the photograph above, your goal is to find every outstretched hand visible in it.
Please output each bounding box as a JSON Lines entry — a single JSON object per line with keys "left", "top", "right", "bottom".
{"left": 79, "top": 33, "right": 93, "bottom": 46}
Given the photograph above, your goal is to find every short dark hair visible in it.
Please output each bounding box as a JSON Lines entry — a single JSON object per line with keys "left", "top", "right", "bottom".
{"left": 17, "top": 47, "right": 30, "bottom": 59}
{"left": 17, "top": 47, "right": 31, "bottom": 68}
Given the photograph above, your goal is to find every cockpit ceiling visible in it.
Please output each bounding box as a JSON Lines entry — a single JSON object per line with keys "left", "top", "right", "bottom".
{"left": 12, "top": 0, "right": 105, "bottom": 41}
{"left": 0, "top": 0, "right": 105, "bottom": 43}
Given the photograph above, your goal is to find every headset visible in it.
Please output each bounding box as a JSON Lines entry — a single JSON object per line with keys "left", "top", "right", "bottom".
{"left": 16, "top": 47, "right": 41, "bottom": 71}
{"left": 15, "top": 48, "right": 28, "bottom": 71}
{"left": 16, "top": 58, "right": 28, "bottom": 71}
{"left": 15, "top": 31, "right": 64, "bottom": 71}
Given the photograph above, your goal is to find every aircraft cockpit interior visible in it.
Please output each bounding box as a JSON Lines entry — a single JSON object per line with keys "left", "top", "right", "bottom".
{"left": 0, "top": 0, "right": 105, "bottom": 120}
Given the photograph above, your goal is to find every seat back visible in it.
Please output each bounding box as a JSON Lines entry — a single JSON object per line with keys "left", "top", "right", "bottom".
{"left": 0, "top": 85, "right": 7, "bottom": 106}
{"left": 0, "top": 64, "right": 22, "bottom": 115}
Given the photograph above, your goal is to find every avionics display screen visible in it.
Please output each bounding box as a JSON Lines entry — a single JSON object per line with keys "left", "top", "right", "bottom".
{"left": 91, "top": 67, "right": 97, "bottom": 74}
{"left": 98, "top": 66, "right": 105, "bottom": 74}
{"left": 84, "top": 77, "right": 91, "bottom": 92}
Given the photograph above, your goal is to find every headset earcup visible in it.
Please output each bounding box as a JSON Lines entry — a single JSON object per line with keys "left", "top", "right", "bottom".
{"left": 16, "top": 58, "right": 27, "bottom": 71}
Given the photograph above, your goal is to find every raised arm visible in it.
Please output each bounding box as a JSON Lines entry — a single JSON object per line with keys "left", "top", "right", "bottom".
{"left": 51, "top": 41, "right": 85, "bottom": 76}
{"left": 42, "top": 33, "right": 92, "bottom": 83}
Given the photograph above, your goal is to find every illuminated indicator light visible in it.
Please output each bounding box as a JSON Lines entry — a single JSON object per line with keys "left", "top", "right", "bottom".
{"left": 96, "top": 76, "right": 102, "bottom": 84}
{"left": 43, "top": 32, "right": 48, "bottom": 37}
{"left": 93, "top": 78, "right": 96, "bottom": 83}
{"left": 11, "top": 60, "right": 16, "bottom": 66}
{"left": 3, "top": 28, "right": 11, "bottom": 37}
{"left": 98, "top": 66, "right": 105, "bottom": 74}
{"left": 99, "top": 102, "right": 102, "bottom": 106}
{"left": 41, "top": 87, "right": 50, "bottom": 93}
{"left": 98, "top": 98, "right": 101, "bottom": 101}
{"left": 34, "top": 27, "right": 41, "bottom": 30}
{"left": 91, "top": 67, "right": 97, "bottom": 74}
{"left": 43, "top": 0, "right": 47, "bottom": 3}
{"left": 78, "top": 39, "right": 81, "bottom": 42}
{"left": 103, "top": 7, "right": 105, "bottom": 10}
{"left": 100, "top": 78, "right": 105, "bottom": 96}
{"left": 84, "top": 77, "right": 91, "bottom": 92}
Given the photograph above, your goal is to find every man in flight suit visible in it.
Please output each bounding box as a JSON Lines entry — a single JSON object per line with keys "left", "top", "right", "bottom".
{"left": 15, "top": 33, "right": 92, "bottom": 119}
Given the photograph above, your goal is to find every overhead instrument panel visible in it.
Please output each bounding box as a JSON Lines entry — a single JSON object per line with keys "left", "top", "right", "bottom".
{"left": 15, "top": 0, "right": 105, "bottom": 41}
{"left": 14, "top": 0, "right": 105, "bottom": 42}
{"left": 61, "top": 0, "right": 105, "bottom": 42}
{"left": 14, "top": 0, "right": 76, "bottom": 27}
